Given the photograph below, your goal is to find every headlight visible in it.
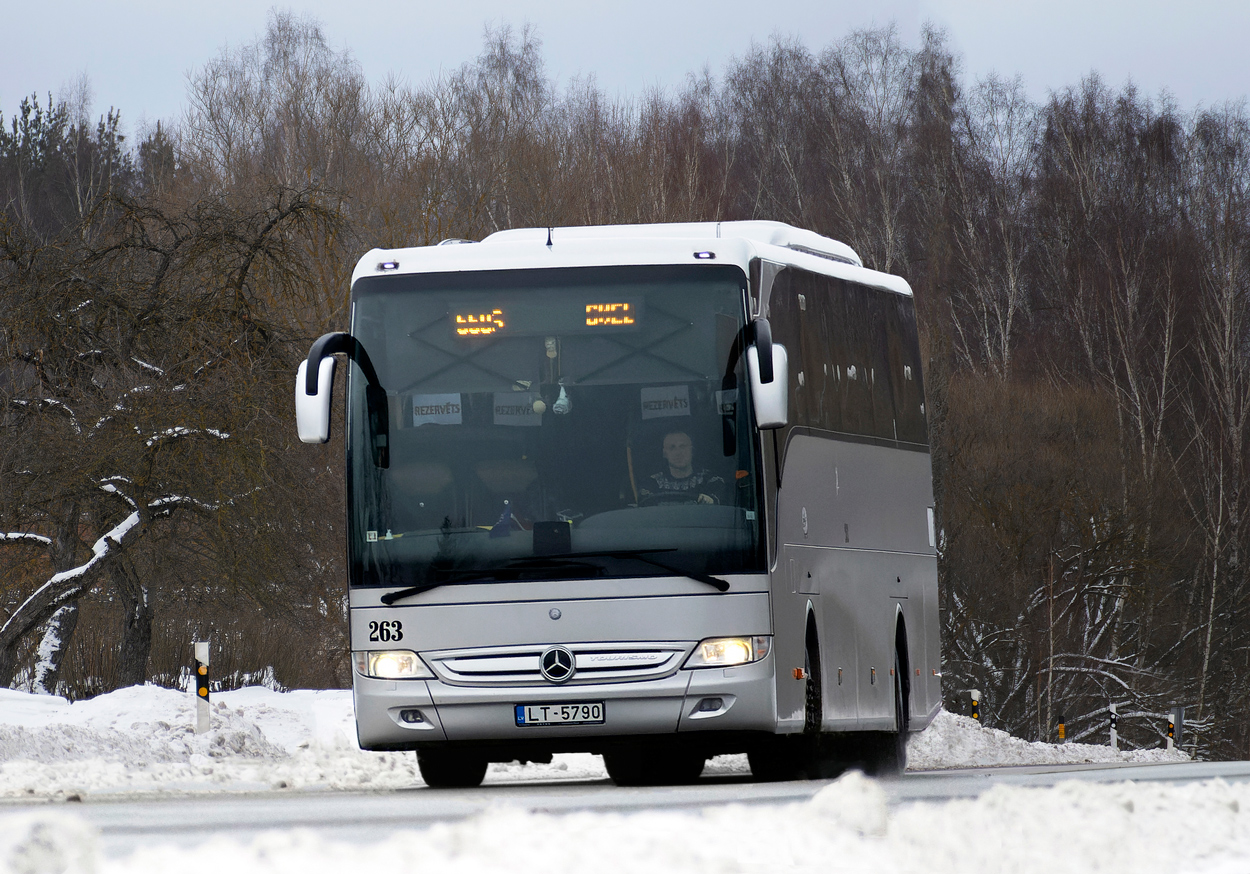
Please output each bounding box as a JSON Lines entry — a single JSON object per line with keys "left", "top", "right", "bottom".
{"left": 684, "top": 636, "right": 771, "bottom": 668}
{"left": 353, "top": 650, "right": 434, "bottom": 679}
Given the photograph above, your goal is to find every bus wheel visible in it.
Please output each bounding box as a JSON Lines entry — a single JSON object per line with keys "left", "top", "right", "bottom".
{"left": 800, "top": 638, "right": 842, "bottom": 779}
{"left": 417, "top": 749, "right": 489, "bottom": 788}
{"left": 861, "top": 652, "right": 909, "bottom": 776}
{"left": 604, "top": 746, "right": 705, "bottom": 786}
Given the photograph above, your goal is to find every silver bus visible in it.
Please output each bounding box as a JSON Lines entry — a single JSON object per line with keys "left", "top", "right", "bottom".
{"left": 296, "top": 221, "right": 941, "bottom": 787}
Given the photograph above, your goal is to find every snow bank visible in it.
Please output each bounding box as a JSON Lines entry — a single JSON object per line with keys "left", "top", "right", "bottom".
{"left": 0, "top": 685, "right": 615, "bottom": 796}
{"left": 0, "top": 686, "right": 413, "bottom": 796}
{"left": 909, "top": 708, "right": 1189, "bottom": 769}
{"left": 0, "top": 686, "right": 1232, "bottom": 873}
{"left": 3, "top": 772, "right": 1249, "bottom": 874}
{"left": 0, "top": 686, "right": 1187, "bottom": 797}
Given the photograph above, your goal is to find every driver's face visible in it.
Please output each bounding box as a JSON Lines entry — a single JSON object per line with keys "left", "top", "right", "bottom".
{"left": 662, "top": 433, "right": 693, "bottom": 471}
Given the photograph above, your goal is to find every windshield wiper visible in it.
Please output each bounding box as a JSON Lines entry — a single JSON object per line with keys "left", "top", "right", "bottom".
{"left": 556, "top": 549, "right": 730, "bottom": 593}
{"left": 379, "top": 558, "right": 605, "bottom": 605}
{"left": 378, "top": 550, "right": 729, "bottom": 605}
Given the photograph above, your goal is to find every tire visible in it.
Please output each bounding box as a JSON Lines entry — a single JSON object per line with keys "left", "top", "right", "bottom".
{"left": 801, "top": 639, "right": 844, "bottom": 779}
{"left": 803, "top": 641, "right": 822, "bottom": 736}
{"left": 604, "top": 746, "right": 705, "bottom": 786}
{"left": 417, "top": 750, "right": 489, "bottom": 788}
{"left": 860, "top": 651, "right": 909, "bottom": 777}
{"left": 751, "top": 635, "right": 841, "bottom": 782}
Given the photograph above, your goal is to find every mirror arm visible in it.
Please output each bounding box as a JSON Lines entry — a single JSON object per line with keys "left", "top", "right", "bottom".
{"left": 752, "top": 318, "right": 774, "bottom": 384}
{"left": 304, "top": 332, "right": 384, "bottom": 395}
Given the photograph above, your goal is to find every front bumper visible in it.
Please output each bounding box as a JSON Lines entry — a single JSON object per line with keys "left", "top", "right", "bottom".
{"left": 353, "top": 650, "right": 778, "bottom": 752}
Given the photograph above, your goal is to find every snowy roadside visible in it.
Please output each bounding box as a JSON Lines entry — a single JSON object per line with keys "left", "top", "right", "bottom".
{"left": 2, "top": 766, "right": 1249, "bottom": 874}
{"left": 909, "top": 708, "right": 1189, "bottom": 769}
{"left": 0, "top": 685, "right": 1185, "bottom": 798}
{"left": 6, "top": 686, "right": 1245, "bottom": 874}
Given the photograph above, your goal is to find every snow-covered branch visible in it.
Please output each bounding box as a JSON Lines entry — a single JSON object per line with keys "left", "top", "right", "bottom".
{"left": 99, "top": 481, "right": 138, "bottom": 509}
{"left": 10, "top": 398, "right": 81, "bottom": 435}
{"left": 1, "top": 532, "right": 53, "bottom": 547}
{"left": 89, "top": 386, "right": 155, "bottom": 436}
{"left": 0, "top": 510, "right": 140, "bottom": 646}
{"left": 143, "top": 427, "right": 231, "bottom": 448}
{"left": 150, "top": 494, "right": 220, "bottom": 514}
{"left": 131, "top": 357, "right": 166, "bottom": 375}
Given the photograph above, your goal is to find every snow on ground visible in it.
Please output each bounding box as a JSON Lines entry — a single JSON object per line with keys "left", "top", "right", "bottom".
{"left": 4, "top": 770, "right": 1250, "bottom": 874}
{"left": 0, "top": 685, "right": 608, "bottom": 796}
{"left": 909, "top": 708, "right": 1189, "bottom": 768}
{"left": 0, "top": 686, "right": 1226, "bottom": 874}
{"left": 0, "top": 686, "right": 1184, "bottom": 797}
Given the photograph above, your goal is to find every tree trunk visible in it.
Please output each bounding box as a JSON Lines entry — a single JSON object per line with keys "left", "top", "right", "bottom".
{"left": 0, "top": 511, "right": 140, "bottom": 687}
{"left": 31, "top": 603, "right": 80, "bottom": 695}
{"left": 113, "top": 560, "right": 153, "bottom": 687}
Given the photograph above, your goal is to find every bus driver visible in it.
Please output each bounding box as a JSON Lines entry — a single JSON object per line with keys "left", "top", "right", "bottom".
{"left": 637, "top": 430, "right": 727, "bottom": 506}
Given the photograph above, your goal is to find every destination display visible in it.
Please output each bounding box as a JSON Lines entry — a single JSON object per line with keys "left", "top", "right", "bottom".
{"left": 450, "top": 296, "right": 642, "bottom": 338}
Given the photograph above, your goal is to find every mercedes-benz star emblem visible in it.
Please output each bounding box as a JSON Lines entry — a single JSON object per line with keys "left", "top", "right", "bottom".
{"left": 549, "top": 608, "right": 562, "bottom": 620}
{"left": 540, "top": 645, "right": 576, "bottom": 684}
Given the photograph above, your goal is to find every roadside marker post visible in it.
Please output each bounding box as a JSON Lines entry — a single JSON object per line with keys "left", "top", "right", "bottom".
{"left": 969, "top": 689, "right": 981, "bottom": 722}
{"left": 1109, "top": 703, "right": 1118, "bottom": 751}
{"left": 194, "top": 641, "right": 210, "bottom": 734}
{"left": 1167, "top": 705, "right": 1184, "bottom": 752}
{"left": 1057, "top": 712, "right": 1067, "bottom": 743}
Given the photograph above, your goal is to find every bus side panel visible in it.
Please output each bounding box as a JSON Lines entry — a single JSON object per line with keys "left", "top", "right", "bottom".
{"left": 810, "top": 552, "right": 860, "bottom": 730}
{"left": 917, "top": 558, "right": 942, "bottom": 727}
{"left": 774, "top": 434, "right": 937, "bottom": 731}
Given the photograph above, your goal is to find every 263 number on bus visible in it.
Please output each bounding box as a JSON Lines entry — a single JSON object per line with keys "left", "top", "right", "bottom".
{"left": 368, "top": 620, "right": 403, "bottom": 642}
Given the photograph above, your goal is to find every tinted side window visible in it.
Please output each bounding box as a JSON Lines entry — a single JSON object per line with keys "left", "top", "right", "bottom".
{"left": 768, "top": 268, "right": 927, "bottom": 445}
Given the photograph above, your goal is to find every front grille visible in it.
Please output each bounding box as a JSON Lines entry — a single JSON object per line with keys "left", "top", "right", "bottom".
{"left": 425, "top": 642, "right": 690, "bottom": 686}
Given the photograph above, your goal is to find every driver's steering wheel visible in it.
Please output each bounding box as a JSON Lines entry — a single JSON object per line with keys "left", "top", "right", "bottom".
{"left": 637, "top": 491, "right": 700, "bottom": 507}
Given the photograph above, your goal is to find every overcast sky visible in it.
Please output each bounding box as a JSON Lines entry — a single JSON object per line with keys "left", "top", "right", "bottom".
{"left": 2, "top": 0, "right": 1248, "bottom": 138}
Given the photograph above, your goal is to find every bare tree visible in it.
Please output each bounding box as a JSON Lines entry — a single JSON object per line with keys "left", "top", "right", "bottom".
{"left": 0, "top": 183, "right": 337, "bottom": 689}
{"left": 948, "top": 74, "right": 1038, "bottom": 379}
{"left": 818, "top": 24, "right": 919, "bottom": 273}
{"left": 1175, "top": 106, "right": 1250, "bottom": 727}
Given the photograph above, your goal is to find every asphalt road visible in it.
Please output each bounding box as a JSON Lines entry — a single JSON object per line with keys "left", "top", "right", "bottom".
{"left": 6, "top": 760, "right": 1250, "bottom": 858}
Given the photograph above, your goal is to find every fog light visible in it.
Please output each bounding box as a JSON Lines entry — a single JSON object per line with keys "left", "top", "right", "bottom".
{"left": 696, "top": 697, "right": 724, "bottom": 713}
{"left": 399, "top": 709, "right": 425, "bottom": 724}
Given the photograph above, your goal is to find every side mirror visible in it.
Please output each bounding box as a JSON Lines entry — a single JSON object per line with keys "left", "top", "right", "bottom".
{"left": 747, "top": 343, "right": 788, "bottom": 429}
{"left": 296, "top": 357, "right": 336, "bottom": 443}
{"left": 295, "top": 332, "right": 389, "bottom": 465}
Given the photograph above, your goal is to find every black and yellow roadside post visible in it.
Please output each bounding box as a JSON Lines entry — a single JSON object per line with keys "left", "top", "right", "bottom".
{"left": 1167, "top": 705, "right": 1184, "bottom": 752}
{"left": 1057, "top": 712, "right": 1067, "bottom": 744}
{"left": 969, "top": 689, "right": 981, "bottom": 722}
{"left": 194, "top": 641, "right": 210, "bottom": 734}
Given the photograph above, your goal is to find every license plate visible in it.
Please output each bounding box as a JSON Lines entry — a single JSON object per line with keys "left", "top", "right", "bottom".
{"left": 515, "top": 701, "right": 605, "bottom": 726}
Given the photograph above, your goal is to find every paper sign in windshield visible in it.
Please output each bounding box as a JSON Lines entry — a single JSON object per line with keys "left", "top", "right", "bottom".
{"left": 412, "top": 393, "right": 462, "bottom": 427}
{"left": 494, "top": 392, "right": 542, "bottom": 426}
{"left": 641, "top": 385, "right": 691, "bottom": 419}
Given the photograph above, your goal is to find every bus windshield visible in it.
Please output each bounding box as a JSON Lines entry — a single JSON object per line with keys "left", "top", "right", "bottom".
{"left": 346, "top": 264, "right": 765, "bottom": 590}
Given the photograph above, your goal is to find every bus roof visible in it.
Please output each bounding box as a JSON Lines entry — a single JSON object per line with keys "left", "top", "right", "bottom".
{"left": 351, "top": 221, "right": 912, "bottom": 297}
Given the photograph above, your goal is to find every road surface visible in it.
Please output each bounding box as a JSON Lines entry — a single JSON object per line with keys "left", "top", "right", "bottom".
{"left": 5, "top": 759, "right": 1248, "bottom": 857}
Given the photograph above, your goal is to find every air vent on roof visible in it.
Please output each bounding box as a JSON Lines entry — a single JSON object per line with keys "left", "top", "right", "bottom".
{"left": 787, "top": 244, "right": 857, "bottom": 266}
